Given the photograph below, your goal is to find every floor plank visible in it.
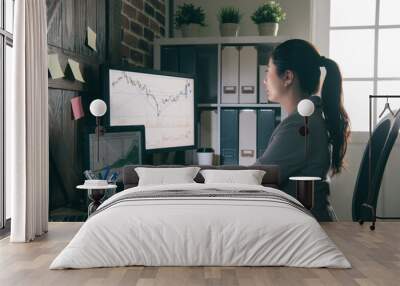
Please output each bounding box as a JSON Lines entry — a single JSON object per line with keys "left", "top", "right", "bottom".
{"left": 0, "top": 222, "right": 399, "bottom": 286}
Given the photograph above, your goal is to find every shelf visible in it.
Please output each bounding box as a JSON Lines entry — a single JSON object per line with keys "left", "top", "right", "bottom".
{"left": 155, "top": 36, "right": 286, "bottom": 162}
{"left": 197, "top": 103, "right": 281, "bottom": 108}
{"left": 155, "top": 36, "right": 291, "bottom": 46}
{"left": 197, "top": 103, "right": 218, "bottom": 108}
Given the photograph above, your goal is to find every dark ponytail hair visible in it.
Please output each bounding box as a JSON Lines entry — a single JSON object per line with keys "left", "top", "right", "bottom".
{"left": 270, "top": 39, "right": 350, "bottom": 176}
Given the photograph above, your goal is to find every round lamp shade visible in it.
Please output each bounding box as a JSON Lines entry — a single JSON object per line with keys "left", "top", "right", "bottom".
{"left": 297, "top": 99, "right": 315, "bottom": 117}
{"left": 89, "top": 99, "right": 107, "bottom": 117}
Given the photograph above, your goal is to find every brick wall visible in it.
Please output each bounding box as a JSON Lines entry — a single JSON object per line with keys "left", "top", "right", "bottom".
{"left": 121, "top": 0, "right": 166, "bottom": 67}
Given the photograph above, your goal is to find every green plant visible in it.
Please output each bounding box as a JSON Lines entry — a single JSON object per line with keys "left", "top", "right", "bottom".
{"left": 251, "top": 1, "right": 286, "bottom": 24}
{"left": 174, "top": 3, "right": 206, "bottom": 28}
{"left": 218, "top": 7, "right": 241, "bottom": 24}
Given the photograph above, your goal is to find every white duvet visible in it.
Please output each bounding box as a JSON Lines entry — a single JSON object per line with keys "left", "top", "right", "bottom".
{"left": 50, "top": 183, "right": 351, "bottom": 269}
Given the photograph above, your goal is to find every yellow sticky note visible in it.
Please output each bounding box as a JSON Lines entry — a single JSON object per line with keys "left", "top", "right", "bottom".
{"left": 48, "top": 53, "right": 64, "bottom": 79}
{"left": 67, "top": 58, "right": 85, "bottom": 83}
{"left": 87, "top": 26, "right": 97, "bottom": 51}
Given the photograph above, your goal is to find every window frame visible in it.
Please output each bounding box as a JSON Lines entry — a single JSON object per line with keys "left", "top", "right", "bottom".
{"left": 0, "top": 0, "right": 13, "bottom": 230}
{"left": 328, "top": 0, "right": 400, "bottom": 131}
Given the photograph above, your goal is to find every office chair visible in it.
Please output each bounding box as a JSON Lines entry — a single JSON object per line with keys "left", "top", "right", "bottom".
{"left": 352, "top": 118, "right": 391, "bottom": 223}
{"left": 362, "top": 112, "right": 400, "bottom": 230}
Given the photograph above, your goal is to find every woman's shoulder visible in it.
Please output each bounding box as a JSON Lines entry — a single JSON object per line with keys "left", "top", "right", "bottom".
{"left": 279, "top": 97, "right": 325, "bottom": 128}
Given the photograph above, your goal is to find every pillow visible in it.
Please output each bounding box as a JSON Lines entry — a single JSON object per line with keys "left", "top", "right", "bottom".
{"left": 135, "top": 167, "right": 201, "bottom": 186}
{"left": 200, "top": 169, "right": 266, "bottom": 185}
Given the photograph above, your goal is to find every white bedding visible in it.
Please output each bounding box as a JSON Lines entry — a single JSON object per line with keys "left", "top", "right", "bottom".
{"left": 50, "top": 183, "right": 351, "bottom": 269}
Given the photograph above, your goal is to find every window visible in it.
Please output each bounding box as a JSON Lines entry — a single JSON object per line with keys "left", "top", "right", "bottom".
{"left": 329, "top": 0, "right": 400, "bottom": 131}
{"left": 1, "top": 0, "right": 14, "bottom": 229}
{"left": 5, "top": 43, "right": 11, "bottom": 221}
{"left": 5, "top": 0, "right": 14, "bottom": 33}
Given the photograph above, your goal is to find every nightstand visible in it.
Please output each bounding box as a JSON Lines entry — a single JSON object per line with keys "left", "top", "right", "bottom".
{"left": 76, "top": 184, "right": 117, "bottom": 216}
{"left": 289, "top": 176, "right": 321, "bottom": 210}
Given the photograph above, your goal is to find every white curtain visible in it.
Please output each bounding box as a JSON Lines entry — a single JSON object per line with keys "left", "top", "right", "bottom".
{"left": 8, "top": 0, "right": 49, "bottom": 242}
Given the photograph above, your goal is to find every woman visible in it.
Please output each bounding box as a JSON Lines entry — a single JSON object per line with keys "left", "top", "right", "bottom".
{"left": 255, "top": 39, "right": 350, "bottom": 221}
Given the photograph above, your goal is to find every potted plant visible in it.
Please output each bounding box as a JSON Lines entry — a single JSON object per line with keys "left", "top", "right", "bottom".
{"left": 251, "top": 1, "right": 286, "bottom": 36}
{"left": 197, "top": 147, "right": 214, "bottom": 165}
{"left": 217, "top": 7, "right": 241, "bottom": 37}
{"left": 175, "top": 3, "right": 206, "bottom": 37}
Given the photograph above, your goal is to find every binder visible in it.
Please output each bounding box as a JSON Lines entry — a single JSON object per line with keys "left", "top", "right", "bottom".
{"left": 239, "top": 46, "right": 258, "bottom": 103}
{"left": 221, "top": 109, "right": 239, "bottom": 165}
{"left": 221, "top": 47, "right": 239, "bottom": 103}
{"left": 239, "top": 109, "right": 257, "bottom": 166}
{"left": 257, "top": 109, "right": 276, "bottom": 158}
{"left": 199, "top": 109, "right": 218, "bottom": 153}
{"left": 196, "top": 46, "right": 218, "bottom": 103}
{"left": 259, "top": 65, "right": 268, "bottom": 103}
{"left": 161, "top": 46, "right": 179, "bottom": 72}
{"left": 179, "top": 46, "right": 196, "bottom": 74}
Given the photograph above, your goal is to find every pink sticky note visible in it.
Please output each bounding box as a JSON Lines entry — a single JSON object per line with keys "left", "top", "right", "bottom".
{"left": 71, "top": 96, "right": 85, "bottom": 120}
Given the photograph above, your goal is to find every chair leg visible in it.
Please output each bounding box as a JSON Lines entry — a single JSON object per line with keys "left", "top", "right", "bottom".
{"left": 361, "top": 203, "right": 376, "bottom": 231}
{"left": 370, "top": 207, "right": 376, "bottom": 231}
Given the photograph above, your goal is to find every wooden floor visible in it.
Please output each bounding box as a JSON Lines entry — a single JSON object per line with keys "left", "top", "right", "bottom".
{"left": 0, "top": 222, "right": 399, "bottom": 286}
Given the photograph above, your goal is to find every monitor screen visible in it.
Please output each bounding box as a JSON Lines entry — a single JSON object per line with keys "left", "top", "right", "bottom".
{"left": 107, "top": 68, "right": 195, "bottom": 151}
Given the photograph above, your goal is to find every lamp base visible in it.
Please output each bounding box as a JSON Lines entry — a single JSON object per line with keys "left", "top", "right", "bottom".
{"left": 295, "top": 180, "right": 314, "bottom": 210}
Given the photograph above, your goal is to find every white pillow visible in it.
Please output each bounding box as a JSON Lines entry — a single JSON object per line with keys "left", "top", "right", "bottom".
{"left": 200, "top": 169, "right": 266, "bottom": 185}
{"left": 135, "top": 167, "right": 201, "bottom": 186}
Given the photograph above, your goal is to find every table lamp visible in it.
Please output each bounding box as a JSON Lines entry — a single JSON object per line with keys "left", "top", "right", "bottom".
{"left": 292, "top": 98, "right": 318, "bottom": 210}
{"left": 297, "top": 99, "right": 315, "bottom": 161}
{"left": 89, "top": 99, "right": 107, "bottom": 161}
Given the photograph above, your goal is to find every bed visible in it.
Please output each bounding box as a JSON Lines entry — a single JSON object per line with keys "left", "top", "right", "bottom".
{"left": 50, "top": 165, "right": 350, "bottom": 269}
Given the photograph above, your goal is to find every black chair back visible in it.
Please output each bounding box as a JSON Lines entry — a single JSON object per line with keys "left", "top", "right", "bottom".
{"left": 368, "top": 112, "right": 400, "bottom": 210}
{"left": 352, "top": 118, "right": 391, "bottom": 221}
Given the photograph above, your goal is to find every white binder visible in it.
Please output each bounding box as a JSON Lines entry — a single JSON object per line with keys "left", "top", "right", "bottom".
{"left": 238, "top": 109, "right": 257, "bottom": 166}
{"left": 221, "top": 46, "right": 239, "bottom": 103}
{"left": 239, "top": 46, "right": 258, "bottom": 103}
{"left": 259, "top": 65, "right": 268, "bottom": 103}
{"left": 200, "top": 109, "right": 218, "bottom": 154}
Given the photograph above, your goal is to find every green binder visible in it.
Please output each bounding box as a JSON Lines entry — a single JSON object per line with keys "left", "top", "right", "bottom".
{"left": 257, "top": 109, "right": 276, "bottom": 158}
{"left": 221, "top": 109, "right": 239, "bottom": 165}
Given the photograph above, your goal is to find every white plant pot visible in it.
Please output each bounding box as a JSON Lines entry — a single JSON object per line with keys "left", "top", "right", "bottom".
{"left": 197, "top": 148, "right": 214, "bottom": 165}
{"left": 181, "top": 23, "right": 201, "bottom": 37}
{"left": 219, "top": 23, "right": 240, "bottom": 37}
{"left": 258, "top": 22, "right": 279, "bottom": 36}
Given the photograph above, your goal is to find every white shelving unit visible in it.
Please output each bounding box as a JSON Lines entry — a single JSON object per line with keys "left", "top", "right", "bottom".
{"left": 153, "top": 36, "right": 290, "bottom": 164}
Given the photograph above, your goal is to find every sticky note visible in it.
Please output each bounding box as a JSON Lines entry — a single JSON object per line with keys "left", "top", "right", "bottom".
{"left": 71, "top": 96, "right": 85, "bottom": 120}
{"left": 67, "top": 58, "right": 85, "bottom": 83}
{"left": 48, "top": 53, "right": 64, "bottom": 79}
{"left": 87, "top": 26, "right": 97, "bottom": 51}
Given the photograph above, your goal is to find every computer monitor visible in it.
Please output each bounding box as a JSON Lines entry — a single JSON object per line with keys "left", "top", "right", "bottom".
{"left": 104, "top": 66, "right": 196, "bottom": 151}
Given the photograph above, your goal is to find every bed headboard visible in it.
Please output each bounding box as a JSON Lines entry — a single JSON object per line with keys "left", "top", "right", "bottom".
{"left": 122, "top": 165, "right": 281, "bottom": 190}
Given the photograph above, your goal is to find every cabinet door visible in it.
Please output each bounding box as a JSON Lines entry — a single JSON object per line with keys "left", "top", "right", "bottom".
{"left": 196, "top": 45, "right": 218, "bottom": 103}
{"left": 161, "top": 46, "right": 179, "bottom": 72}
{"left": 179, "top": 46, "right": 196, "bottom": 75}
